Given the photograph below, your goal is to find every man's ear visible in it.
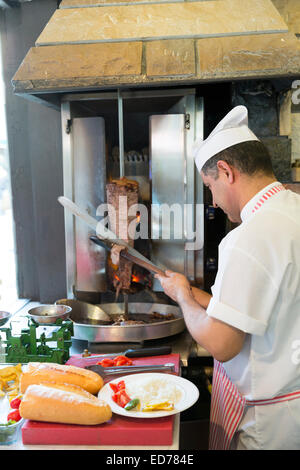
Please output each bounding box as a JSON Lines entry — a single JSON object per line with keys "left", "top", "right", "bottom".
{"left": 217, "top": 160, "right": 234, "bottom": 183}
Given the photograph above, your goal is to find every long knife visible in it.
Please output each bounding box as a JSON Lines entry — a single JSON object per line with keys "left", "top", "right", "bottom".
{"left": 82, "top": 346, "right": 172, "bottom": 359}
{"left": 85, "top": 363, "right": 175, "bottom": 376}
{"left": 58, "top": 196, "right": 161, "bottom": 271}
{"left": 89, "top": 236, "right": 165, "bottom": 276}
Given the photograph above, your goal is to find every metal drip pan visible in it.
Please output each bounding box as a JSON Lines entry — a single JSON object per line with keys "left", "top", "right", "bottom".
{"left": 70, "top": 302, "right": 186, "bottom": 343}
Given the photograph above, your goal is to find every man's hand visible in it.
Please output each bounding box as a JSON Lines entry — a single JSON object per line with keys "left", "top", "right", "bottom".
{"left": 156, "top": 270, "right": 245, "bottom": 362}
{"left": 155, "top": 270, "right": 191, "bottom": 304}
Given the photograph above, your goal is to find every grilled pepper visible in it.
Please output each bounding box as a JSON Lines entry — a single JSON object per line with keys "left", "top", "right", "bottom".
{"left": 124, "top": 398, "right": 140, "bottom": 411}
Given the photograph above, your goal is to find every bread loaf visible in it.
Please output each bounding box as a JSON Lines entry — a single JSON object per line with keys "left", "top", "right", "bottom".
{"left": 20, "top": 362, "right": 103, "bottom": 395}
{"left": 19, "top": 383, "right": 112, "bottom": 425}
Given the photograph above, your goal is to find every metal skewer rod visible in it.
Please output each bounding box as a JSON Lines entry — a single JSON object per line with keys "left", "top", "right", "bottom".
{"left": 118, "top": 88, "right": 128, "bottom": 319}
{"left": 123, "top": 293, "right": 129, "bottom": 320}
{"left": 118, "top": 89, "right": 125, "bottom": 178}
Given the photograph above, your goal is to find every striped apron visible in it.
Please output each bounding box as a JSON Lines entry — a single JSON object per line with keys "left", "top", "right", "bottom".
{"left": 209, "top": 360, "right": 300, "bottom": 450}
{"left": 208, "top": 182, "right": 300, "bottom": 450}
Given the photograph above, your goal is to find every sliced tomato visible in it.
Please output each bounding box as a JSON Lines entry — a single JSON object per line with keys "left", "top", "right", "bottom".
{"left": 96, "top": 356, "right": 133, "bottom": 367}
{"left": 10, "top": 398, "right": 22, "bottom": 409}
{"left": 111, "top": 389, "right": 131, "bottom": 408}
{"left": 117, "top": 390, "right": 131, "bottom": 408}
{"left": 111, "top": 393, "right": 119, "bottom": 404}
{"left": 109, "top": 379, "right": 126, "bottom": 394}
{"left": 116, "top": 380, "right": 126, "bottom": 391}
{"left": 97, "top": 358, "right": 115, "bottom": 367}
{"left": 109, "top": 382, "right": 119, "bottom": 393}
{"left": 115, "top": 358, "right": 128, "bottom": 366}
{"left": 7, "top": 410, "right": 21, "bottom": 422}
{"left": 113, "top": 355, "right": 132, "bottom": 366}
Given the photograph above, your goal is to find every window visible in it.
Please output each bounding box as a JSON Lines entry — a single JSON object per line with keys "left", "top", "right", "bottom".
{"left": 0, "top": 38, "right": 18, "bottom": 311}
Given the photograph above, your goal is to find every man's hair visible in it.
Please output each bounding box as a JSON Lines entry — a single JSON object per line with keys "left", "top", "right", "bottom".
{"left": 201, "top": 141, "right": 275, "bottom": 179}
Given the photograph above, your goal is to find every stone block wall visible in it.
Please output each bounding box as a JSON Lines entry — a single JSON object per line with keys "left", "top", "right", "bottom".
{"left": 272, "top": 0, "right": 300, "bottom": 181}
{"left": 232, "top": 80, "right": 292, "bottom": 182}
{"left": 12, "top": 0, "right": 300, "bottom": 96}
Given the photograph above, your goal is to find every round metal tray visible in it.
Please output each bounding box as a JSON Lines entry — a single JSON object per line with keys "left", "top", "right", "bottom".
{"left": 71, "top": 302, "right": 186, "bottom": 343}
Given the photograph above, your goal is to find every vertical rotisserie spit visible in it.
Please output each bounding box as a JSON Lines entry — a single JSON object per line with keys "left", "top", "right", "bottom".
{"left": 106, "top": 177, "right": 139, "bottom": 299}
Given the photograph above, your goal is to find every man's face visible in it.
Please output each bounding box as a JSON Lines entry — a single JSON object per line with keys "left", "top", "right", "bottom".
{"left": 201, "top": 170, "right": 241, "bottom": 223}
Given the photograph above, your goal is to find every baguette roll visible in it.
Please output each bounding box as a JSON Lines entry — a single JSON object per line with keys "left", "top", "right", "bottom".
{"left": 19, "top": 383, "right": 112, "bottom": 425}
{"left": 20, "top": 362, "right": 103, "bottom": 395}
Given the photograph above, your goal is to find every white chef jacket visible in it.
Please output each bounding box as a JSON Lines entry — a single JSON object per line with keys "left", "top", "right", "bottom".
{"left": 206, "top": 181, "right": 300, "bottom": 450}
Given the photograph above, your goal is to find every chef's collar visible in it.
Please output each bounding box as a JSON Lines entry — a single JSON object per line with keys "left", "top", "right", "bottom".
{"left": 240, "top": 181, "right": 285, "bottom": 222}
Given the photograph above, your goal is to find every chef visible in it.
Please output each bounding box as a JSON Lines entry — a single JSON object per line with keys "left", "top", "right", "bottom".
{"left": 154, "top": 105, "right": 300, "bottom": 450}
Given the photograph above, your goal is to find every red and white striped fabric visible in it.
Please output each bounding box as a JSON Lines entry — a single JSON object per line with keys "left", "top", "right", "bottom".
{"left": 252, "top": 183, "right": 285, "bottom": 213}
{"left": 208, "top": 182, "right": 300, "bottom": 450}
{"left": 209, "top": 359, "right": 246, "bottom": 450}
{"left": 209, "top": 360, "right": 300, "bottom": 450}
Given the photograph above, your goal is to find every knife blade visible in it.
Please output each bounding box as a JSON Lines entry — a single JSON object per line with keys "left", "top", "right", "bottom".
{"left": 89, "top": 236, "right": 165, "bottom": 276}
{"left": 58, "top": 196, "right": 159, "bottom": 268}
{"left": 82, "top": 346, "right": 172, "bottom": 359}
{"left": 85, "top": 362, "right": 175, "bottom": 376}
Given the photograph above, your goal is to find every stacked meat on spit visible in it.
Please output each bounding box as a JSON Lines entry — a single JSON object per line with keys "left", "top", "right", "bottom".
{"left": 106, "top": 177, "right": 139, "bottom": 300}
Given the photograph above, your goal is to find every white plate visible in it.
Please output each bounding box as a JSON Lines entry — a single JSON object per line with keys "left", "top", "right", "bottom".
{"left": 98, "top": 373, "right": 199, "bottom": 418}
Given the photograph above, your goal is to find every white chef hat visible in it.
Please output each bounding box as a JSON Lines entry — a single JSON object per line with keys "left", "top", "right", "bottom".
{"left": 193, "top": 105, "right": 260, "bottom": 173}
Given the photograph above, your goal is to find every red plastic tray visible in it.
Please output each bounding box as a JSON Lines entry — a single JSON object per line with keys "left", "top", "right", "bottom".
{"left": 21, "top": 353, "right": 180, "bottom": 446}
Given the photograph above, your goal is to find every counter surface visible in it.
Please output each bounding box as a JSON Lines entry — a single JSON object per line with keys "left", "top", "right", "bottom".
{"left": 0, "top": 300, "right": 210, "bottom": 450}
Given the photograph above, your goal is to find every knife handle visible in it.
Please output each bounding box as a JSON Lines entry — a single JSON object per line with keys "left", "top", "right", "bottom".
{"left": 89, "top": 236, "right": 113, "bottom": 251}
{"left": 125, "top": 346, "right": 172, "bottom": 357}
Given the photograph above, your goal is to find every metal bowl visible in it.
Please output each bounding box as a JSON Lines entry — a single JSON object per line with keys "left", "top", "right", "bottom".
{"left": 27, "top": 304, "right": 72, "bottom": 324}
{"left": 0, "top": 311, "right": 11, "bottom": 327}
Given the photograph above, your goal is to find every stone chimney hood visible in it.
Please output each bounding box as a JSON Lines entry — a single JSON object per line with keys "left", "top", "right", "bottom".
{"left": 12, "top": 0, "right": 300, "bottom": 107}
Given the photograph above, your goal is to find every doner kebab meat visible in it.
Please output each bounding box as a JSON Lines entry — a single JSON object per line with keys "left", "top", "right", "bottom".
{"left": 106, "top": 177, "right": 139, "bottom": 298}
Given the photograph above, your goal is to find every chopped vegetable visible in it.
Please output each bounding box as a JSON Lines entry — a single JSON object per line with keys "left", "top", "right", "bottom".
{"left": 10, "top": 397, "right": 22, "bottom": 409}
{"left": 109, "top": 380, "right": 126, "bottom": 393}
{"left": 109, "top": 382, "right": 119, "bottom": 393}
{"left": 113, "top": 355, "right": 133, "bottom": 366}
{"left": 116, "top": 380, "right": 125, "bottom": 390}
{"left": 124, "top": 398, "right": 140, "bottom": 411}
{"left": 0, "top": 420, "right": 16, "bottom": 427}
{"left": 96, "top": 358, "right": 115, "bottom": 367}
{"left": 111, "top": 389, "right": 131, "bottom": 408}
{"left": 0, "top": 419, "right": 22, "bottom": 443}
{"left": 7, "top": 410, "right": 21, "bottom": 422}
{"left": 96, "top": 355, "right": 133, "bottom": 367}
